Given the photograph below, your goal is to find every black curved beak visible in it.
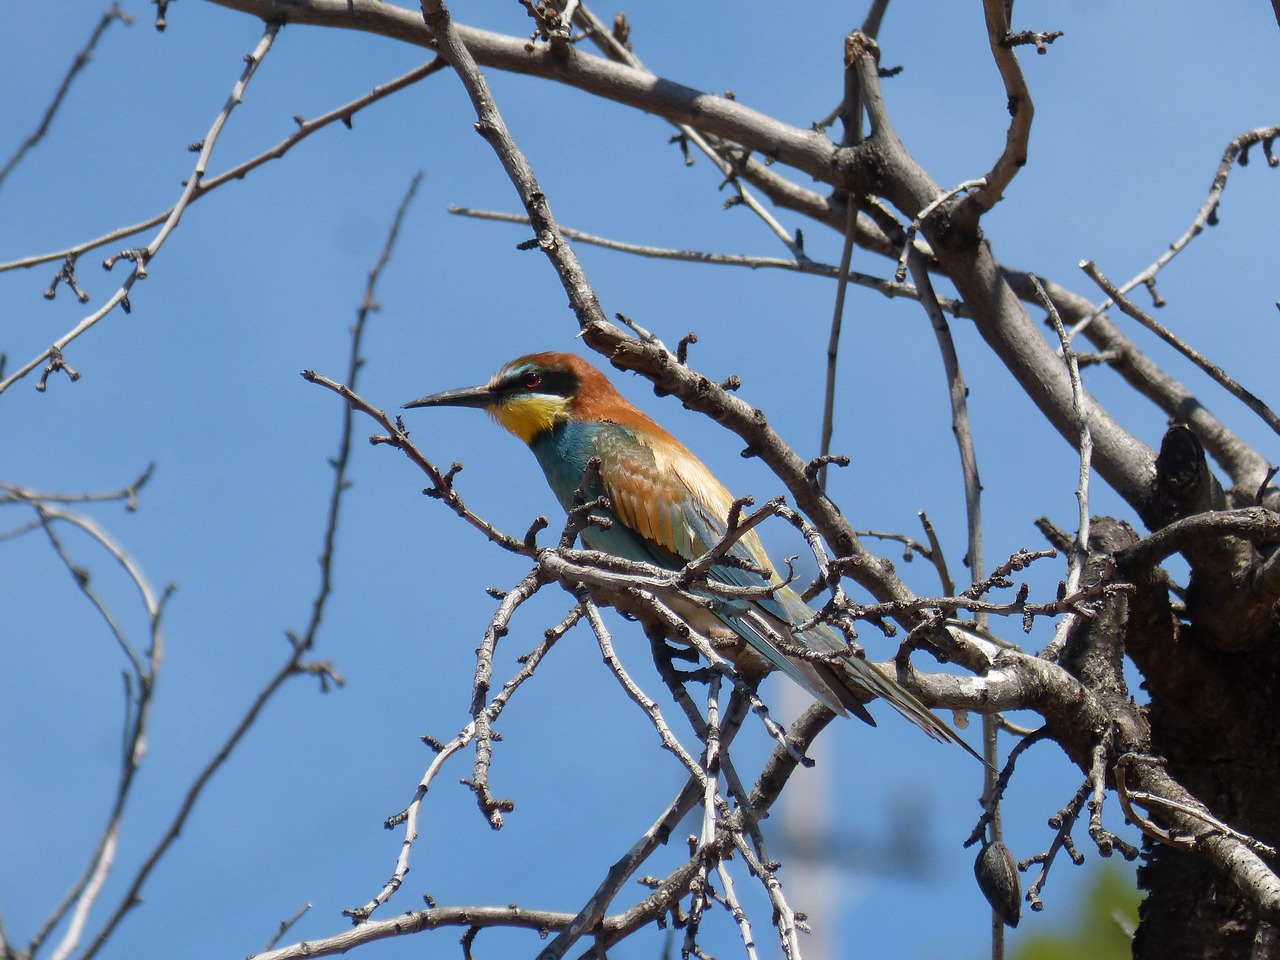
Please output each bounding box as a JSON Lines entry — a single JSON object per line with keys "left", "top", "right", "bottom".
{"left": 402, "top": 384, "right": 494, "bottom": 410}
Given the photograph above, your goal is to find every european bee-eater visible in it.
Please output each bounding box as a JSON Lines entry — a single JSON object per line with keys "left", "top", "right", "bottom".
{"left": 405, "top": 352, "right": 967, "bottom": 749}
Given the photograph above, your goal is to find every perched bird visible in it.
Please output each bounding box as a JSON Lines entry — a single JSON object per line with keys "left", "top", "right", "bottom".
{"left": 405, "top": 351, "right": 968, "bottom": 749}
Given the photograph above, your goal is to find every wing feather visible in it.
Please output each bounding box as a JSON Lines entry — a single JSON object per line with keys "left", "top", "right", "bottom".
{"left": 586, "top": 423, "right": 976, "bottom": 755}
{"left": 591, "top": 428, "right": 852, "bottom": 704}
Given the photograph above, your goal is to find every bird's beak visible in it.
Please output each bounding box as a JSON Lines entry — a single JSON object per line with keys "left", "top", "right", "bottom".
{"left": 402, "top": 384, "right": 494, "bottom": 410}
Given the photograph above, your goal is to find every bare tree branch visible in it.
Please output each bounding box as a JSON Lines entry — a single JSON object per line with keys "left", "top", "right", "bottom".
{"left": 1007, "top": 270, "right": 1272, "bottom": 496}
{"left": 445, "top": 206, "right": 956, "bottom": 310}
{"left": 1, "top": 58, "right": 446, "bottom": 278}
{"left": 1082, "top": 260, "right": 1280, "bottom": 441}
{"left": 0, "top": 21, "right": 282, "bottom": 396}
{"left": 0, "top": 3, "right": 133, "bottom": 192}
{"left": 10, "top": 3, "right": 1280, "bottom": 955}
{"left": 0, "top": 494, "right": 168, "bottom": 960}
{"left": 1032, "top": 277, "right": 1093, "bottom": 662}
{"left": 1069, "top": 125, "right": 1280, "bottom": 338}
{"left": 958, "top": 0, "right": 1037, "bottom": 217}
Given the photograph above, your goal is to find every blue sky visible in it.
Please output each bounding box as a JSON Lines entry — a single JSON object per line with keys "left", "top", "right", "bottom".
{"left": 3, "top": 2, "right": 1279, "bottom": 958}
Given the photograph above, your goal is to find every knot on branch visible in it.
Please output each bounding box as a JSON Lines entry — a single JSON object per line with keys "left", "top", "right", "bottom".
{"left": 843, "top": 30, "right": 880, "bottom": 69}
{"left": 1001, "top": 29, "right": 1065, "bottom": 54}
{"left": 425, "top": 462, "right": 464, "bottom": 499}
{"left": 804, "top": 454, "right": 849, "bottom": 488}
{"left": 102, "top": 246, "right": 150, "bottom": 277}
{"left": 517, "top": 0, "right": 574, "bottom": 52}
{"left": 676, "top": 332, "right": 698, "bottom": 364}
{"left": 460, "top": 777, "right": 516, "bottom": 828}
{"left": 36, "top": 345, "right": 81, "bottom": 392}
{"left": 45, "top": 255, "right": 91, "bottom": 303}
{"left": 1237, "top": 134, "right": 1278, "bottom": 168}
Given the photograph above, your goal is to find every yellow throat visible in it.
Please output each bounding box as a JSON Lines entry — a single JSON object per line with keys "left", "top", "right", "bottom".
{"left": 489, "top": 392, "right": 572, "bottom": 445}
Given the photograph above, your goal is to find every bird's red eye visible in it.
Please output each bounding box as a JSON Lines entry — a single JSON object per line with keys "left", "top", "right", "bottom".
{"left": 523, "top": 372, "right": 542, "bottom": 389}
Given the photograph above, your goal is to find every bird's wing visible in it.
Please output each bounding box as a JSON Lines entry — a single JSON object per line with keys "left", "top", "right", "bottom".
{"left": 591, "top": 426, "right": 979, "bottom": 756}
{"left": 592, "top": 425, "right": 766, "bottom": 570}
{"left": 591, "top": 427, "right": 862, "bottom": 710}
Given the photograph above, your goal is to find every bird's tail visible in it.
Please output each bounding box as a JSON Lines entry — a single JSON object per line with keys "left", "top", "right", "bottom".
{"left": 712, "top": 584, "right": 983, "bottom": 761}
{"left": 828, "top": 651, "right": 984, "bottom": 763}
{"left": 766, "top": 587, "right": 983, "bottom": 762}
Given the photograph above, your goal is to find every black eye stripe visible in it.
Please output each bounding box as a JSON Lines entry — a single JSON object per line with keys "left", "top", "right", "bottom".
{"left": 499, "top": 368, "right": 580, "bottom": 398}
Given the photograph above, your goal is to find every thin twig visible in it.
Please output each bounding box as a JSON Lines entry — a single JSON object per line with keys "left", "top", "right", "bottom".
{"left": 419, "top": 0, "right": 608, "bottom": 333}
{"left": 716, "top": 856, "right": 760, "bottom": 960}
{"left": 906, "top": 249, "right": 983, "bottom": 591}
{"left": 446, "top": 206, "right": 962, "bottom": 312}
{"left": 958, "top": 0, "right": 1033, "bottom": 217}
{"left": 262, "top": 904, "right": 313, "bottom": 953}
{"left": 904, "top": 243, "right": 996, "bottom": 792}
{"left": 348, "top": 720, "right": 477, "bottom": 921}
{"left": 0, "top": 3, "right": 133, "bottom": 191}
{"left": 818, "top": 194, "right": 859, "bottom": 490}
{"left": 731, "top": 833, "right": 802, "bottom": 960}
{"left": 0, "top": 21, "right": 281, "bottom": 395}
{"left": 362, "top": 606, "right": 568, "bottom": 923}
{"left": 895, "top": 178, "right": 986, "bottom": 281}
{"left": 1032, "top": 275, "right": 1091, "bottom": 661}
{"left": 682, "top": 675, "right": 723, "bottom": 959}
{"left": 1114, "top": 757, "right": 1276, "bottom": 857}
{"left": 1081, "top": 260, "right": 1280, "bottom": 440}
{"left": 1020, "top": 781, "right": 1090, "bottom": 912}
{"left": 466, "top": 571, "right": 545, "bottom": 828}
{"left": 68, "top": 136, "right": 424, "bottom": 960}
{"left": 27, "top": 504, "right": 155, "bottom": 673}
{"left": 571, "top": 3, "right": 810, "bottom": 263}
{"left": 1069, "top": 126, "right": 1280, "bottom": 337}
{"left": 966, "top": 726, "right": 1051, "bottom": 847}
{"left": 305, "top": 372, "right": 529, "bottom": 553}
{"left": 918, "top": 511, "right": 956, "bottom": 595}
{"left": 533, "top": 771, "right": 705, "bottom": 960}
{"left": 581, "top": 596, "right": 708, "bottom": 784}
{"left": 0, "top": 463, "right": 154, "bottom": 510}
{"left": 532, "top": 692, "right": 753, "bottom": 960}
{"left": 8, "top": 496, "right": 167, "bottom": 960}
{"left": 3, "top": 59, "right": 446, "bottom": 278}
{"left": 302, "top": 171, "right": 422, "bottom": 652}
